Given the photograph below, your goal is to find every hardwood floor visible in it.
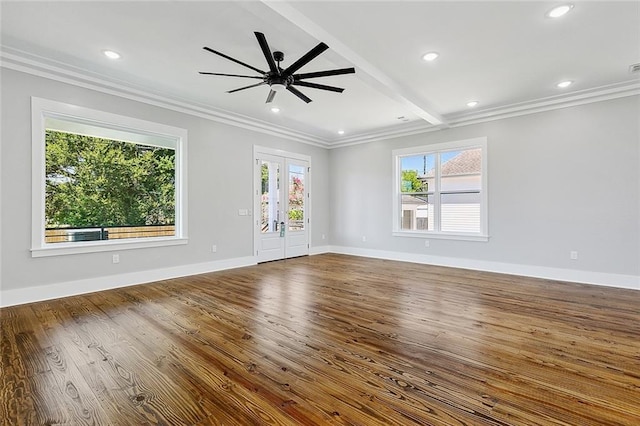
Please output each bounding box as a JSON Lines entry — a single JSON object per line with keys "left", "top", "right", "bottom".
{"left": 1, "top": 254, "right": 639, "bottom": 425}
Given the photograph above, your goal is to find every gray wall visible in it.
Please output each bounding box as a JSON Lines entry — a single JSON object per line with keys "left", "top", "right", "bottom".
{"left": 329, "top": 96, "right": 640, "bottom": 276}
{"left": 1, "top": 67, "right": 638, "bottom": 296}
{"left": 0, "top": 69, "right": 331, "bottom": 291}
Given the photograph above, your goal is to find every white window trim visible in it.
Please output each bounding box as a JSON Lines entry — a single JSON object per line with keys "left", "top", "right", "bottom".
{"left": 392, "top": 137, "right": 489, "bottom": 242}
{"left": 31, "top": 97, "right": 188, "bottom": 257}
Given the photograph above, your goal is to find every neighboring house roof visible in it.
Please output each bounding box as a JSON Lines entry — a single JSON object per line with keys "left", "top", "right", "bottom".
{"left": 442, "top": 148, "right": 481, "bottom": 175}
{"left": 423, "top": 148, "right": 481, "bottom": 177}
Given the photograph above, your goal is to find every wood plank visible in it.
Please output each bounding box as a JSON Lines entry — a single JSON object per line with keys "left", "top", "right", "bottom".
{"left": 1, "top": 307, "right": 39, "bottom": 426}
{"left": 1, "top": 254, "right": 639, "bottom": 425}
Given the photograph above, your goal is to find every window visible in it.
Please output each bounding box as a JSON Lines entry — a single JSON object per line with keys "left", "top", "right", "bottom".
{"left": 288, "top": 164, "right": 305, "bottom": 231}
{"left": 392, "top": 137, "right": 488, "bottom": 241}
{"left": 31, "top": 97, "right": 188, "bottom": 256}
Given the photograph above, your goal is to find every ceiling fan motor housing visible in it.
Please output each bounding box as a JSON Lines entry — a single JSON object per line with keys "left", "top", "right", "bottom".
{"left": 266, "top": 73, "right": 293, "bottom": 88}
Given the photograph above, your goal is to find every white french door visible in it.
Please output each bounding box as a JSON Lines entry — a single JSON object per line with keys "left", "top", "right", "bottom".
{"left": 254, "top": 148, "right": 310, "bottom": 263}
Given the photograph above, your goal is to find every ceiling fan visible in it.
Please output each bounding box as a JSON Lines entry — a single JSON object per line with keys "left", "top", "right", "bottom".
{"left": 199, "top": 32, "right": 355, "bottom": 104}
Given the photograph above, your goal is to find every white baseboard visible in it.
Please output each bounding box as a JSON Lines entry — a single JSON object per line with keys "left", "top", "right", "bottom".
{"left": 3, "top": 247, "right": 637, "bottom": 308}
{"left": 328, "top": 245, "right": 640, "bottom": 291}
{"left": 0, "top": 256, "right": 256, "bottom": 307}
{"left": 310, "top": 245, "right": 331, "bottom": 255}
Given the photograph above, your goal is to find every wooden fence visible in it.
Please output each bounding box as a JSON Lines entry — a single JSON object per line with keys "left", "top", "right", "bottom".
{"left": 45, "top": 225, "right": 175, "bottom": 243}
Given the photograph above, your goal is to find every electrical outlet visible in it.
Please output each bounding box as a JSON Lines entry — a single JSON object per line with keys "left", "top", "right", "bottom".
{"left": 424, "top": 240, "right": 430, "bottom": 248}
{"left": 362, "top": 236, "right": 367, "bottom": 242}
{"left": 238, "top": 209, "right": 248, "bottom": 216}
{"left": 112, "top": 254, "right": 120, "bottom": 264}
{"left": 570, "top": 251, "right": 578, "bottom": 260}
{"left": 211, "top": 245, "right": 217, "bottom": 253}
{"left": 322, "top": 234, "right": 326, "bottom": 240}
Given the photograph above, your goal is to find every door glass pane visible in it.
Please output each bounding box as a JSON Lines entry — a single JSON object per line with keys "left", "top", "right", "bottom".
{"left": 401, "top": 194, "right": 433, "bottom": 231}
{"left": 288, "top": 164, "right": 305, "bottom": 231}
{"left": 400, "top": 154, "right": 435, "bottom": 193}
{"left": 261, "top": 160, "right": 280, "bottom": 233}
{"left": 440, "top": 192, "right": 481, "bottom": 233}
{"left": 440, "top": 148, "right": 481, "bottom": 192}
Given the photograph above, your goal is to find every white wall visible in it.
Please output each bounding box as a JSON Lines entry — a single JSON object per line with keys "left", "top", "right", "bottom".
{"left": 329, "top": 96, "right": 640, "bottom": 284}
{"left": 0, "top": 69, "right": 331, "bottom": 295}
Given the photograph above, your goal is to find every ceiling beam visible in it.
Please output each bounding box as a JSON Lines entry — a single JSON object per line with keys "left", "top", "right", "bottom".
{"left": 262, "top": 1, "right": 445, "bottom": 126}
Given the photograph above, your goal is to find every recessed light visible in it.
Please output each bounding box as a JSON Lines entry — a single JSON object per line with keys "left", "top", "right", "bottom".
{"left": 466, "top": 100, "right": 479, "bottom": 107}
{"left": 102, "top": 50, "right": 121, "bottom": 60}
{"left": 546, "top": 4, "right": 574, "bottom": 18}
{"left": 422, "top": 52, "right": 439, "bottom": 62}
{"left": 338, "top": 130, "right": 345, "bottom": 135}
{"left": 556, "top": 80, "right": 573, "bottom": 88}
{"left": 270, "top": 107, "right": 280, "bottom": 113}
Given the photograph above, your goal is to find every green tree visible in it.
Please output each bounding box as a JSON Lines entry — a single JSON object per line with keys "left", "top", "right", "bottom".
{"left": 45, "top": 130, "right": 175, "bottom": 228}
{"left": 401, "top": 170, "right": 426, "bottom": 192}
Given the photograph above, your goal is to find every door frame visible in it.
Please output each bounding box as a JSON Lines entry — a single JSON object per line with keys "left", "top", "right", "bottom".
{"left": 253, "top": 145, "right": 311, "bottom": 261}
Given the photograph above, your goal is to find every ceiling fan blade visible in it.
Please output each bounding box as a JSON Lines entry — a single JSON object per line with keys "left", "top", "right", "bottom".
{"left": 254, "top": 32, "right": 278, "bottom": 74}
{"left": 294, "top": 67, "right": 356, "bottom": 80}
{"left": 203, "top": 46, "right": 265, "bottom": 75}
{"left": 227, "top": 82, "right": 265, "bottom": 94}
{"left": 199, "top": 72, "right": 263, "bottom": 79}
{"left": 282, "top": 42, "right": 329, "bottom": 76}
{"left": 266, "top": 89, "right": 276, "bottom": 103}
{"left": 293, "top": 81, "right": 344, "bottom": 93}
{"left": 287, "top": 86, "right": 312, "bottom": 103}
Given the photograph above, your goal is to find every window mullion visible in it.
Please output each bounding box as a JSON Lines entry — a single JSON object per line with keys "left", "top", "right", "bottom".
{"left": 434, "top": 152, "right": 442, "bottom": 232}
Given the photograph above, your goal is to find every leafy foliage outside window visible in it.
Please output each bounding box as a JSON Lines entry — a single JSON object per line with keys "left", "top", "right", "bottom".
{"left": 45, "top": 130, "right": 175, "bottom": 228}
{"left": 401, "top": 170, "right": 426, "bottom": 193}
{"left": 288, "top": 175, "right": 304, "bottom": 221}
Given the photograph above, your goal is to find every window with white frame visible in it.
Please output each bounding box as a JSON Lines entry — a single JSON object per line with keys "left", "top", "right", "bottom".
{"left": 31, "top": 97, "right": 188, "bottom": 257}
{"left": 392, "top": 137, "right": 488, "bottom": 241}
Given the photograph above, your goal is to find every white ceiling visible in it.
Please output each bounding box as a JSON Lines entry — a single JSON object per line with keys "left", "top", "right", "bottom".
{"left": 1, "top": 1, "right": 639, "bottom": 147}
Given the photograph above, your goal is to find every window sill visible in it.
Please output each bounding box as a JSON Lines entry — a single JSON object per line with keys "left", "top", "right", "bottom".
{"left": 392, "top": 231, "right": 489, "bottom": 242}
{"left": 31, "top": 237, "right": 188, "bottom": 257}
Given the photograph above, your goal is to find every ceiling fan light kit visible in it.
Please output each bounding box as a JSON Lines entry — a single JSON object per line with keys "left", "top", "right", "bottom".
{"left": 200, "top": 31, "right": 355, "bottom": 104}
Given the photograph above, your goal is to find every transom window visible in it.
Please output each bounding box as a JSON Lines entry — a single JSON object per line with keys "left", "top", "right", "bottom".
{"left": 392, "top": 137, "right": 488, "bottom": 241}
{"left": 31, "top": 98, "right": 188, "bottom": 256}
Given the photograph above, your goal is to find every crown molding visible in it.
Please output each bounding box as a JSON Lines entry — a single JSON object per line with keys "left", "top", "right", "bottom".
{"left": 326, "top": 80, "right": 640, "bottom": 148}
{"left": 444, "top": 80, "right": 640, "bottom": 128}
{"left": 2, "top": 46, "right": 638, "bottom": 150}
{"left": 0, "top": 46, "right": 330, "bottom": 148}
